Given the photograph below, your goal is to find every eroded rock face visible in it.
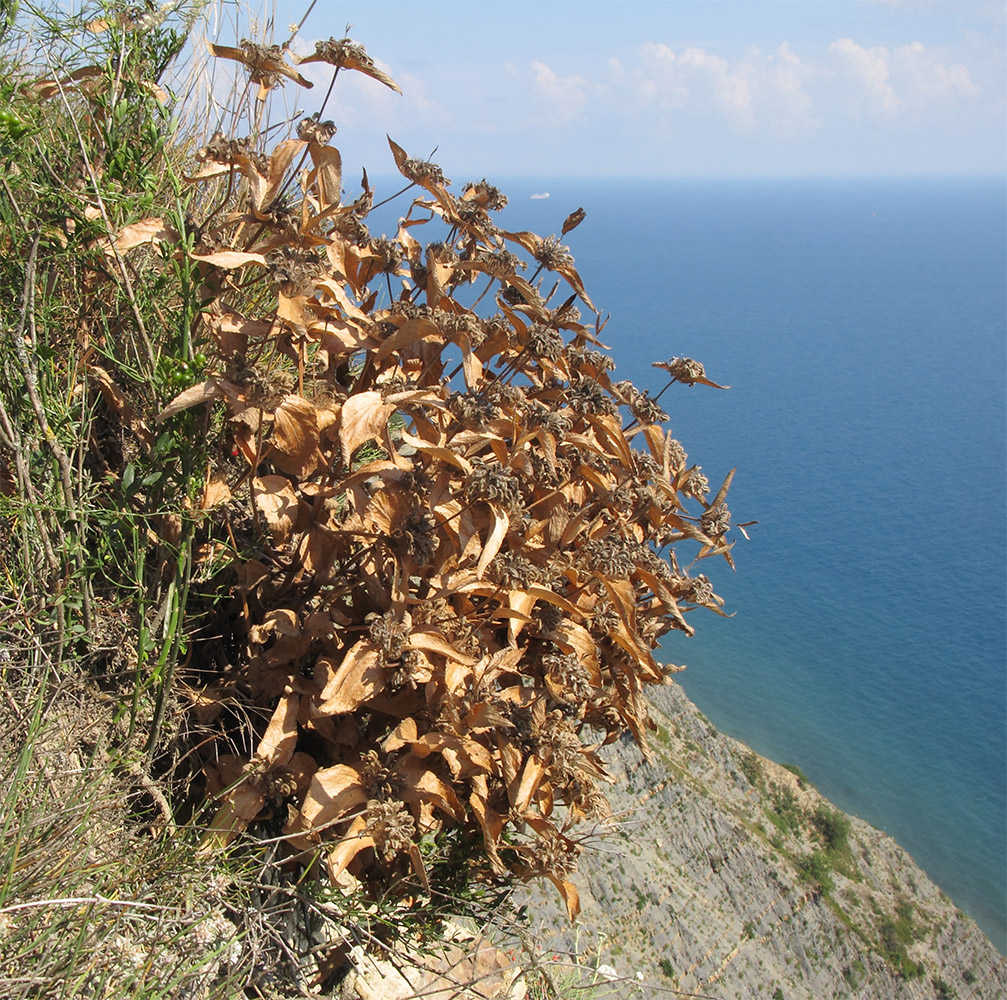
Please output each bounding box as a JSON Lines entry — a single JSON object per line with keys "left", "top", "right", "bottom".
{"left": 518, "top": 684, "right": 1006, "bottom": 1000}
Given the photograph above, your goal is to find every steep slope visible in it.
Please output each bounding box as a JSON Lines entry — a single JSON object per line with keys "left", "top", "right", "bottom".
{"left": 519, "top": 683, "right": 1005, "bottom": 1000}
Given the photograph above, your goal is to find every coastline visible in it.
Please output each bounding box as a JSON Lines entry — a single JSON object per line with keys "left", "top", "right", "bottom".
{"left": 519, "top": 682, "right": 1006, "bottom": 998}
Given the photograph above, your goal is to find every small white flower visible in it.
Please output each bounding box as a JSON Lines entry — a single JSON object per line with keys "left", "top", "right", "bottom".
{"left": 596, "top": 963, "right": 619, "bottom": 981}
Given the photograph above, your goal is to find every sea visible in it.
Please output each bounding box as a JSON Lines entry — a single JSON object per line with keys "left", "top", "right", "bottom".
{"left": 373, "top": 175, "right": 1007, "bottom": 951}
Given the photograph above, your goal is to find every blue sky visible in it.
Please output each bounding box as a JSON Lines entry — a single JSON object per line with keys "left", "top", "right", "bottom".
{"left": 213, "top": 1, "right": 1004, "bottom": 178}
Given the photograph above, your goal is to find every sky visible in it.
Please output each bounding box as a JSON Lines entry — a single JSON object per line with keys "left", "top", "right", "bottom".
{"left": 205, "top": 1, "right": 1005, "bottom": 178}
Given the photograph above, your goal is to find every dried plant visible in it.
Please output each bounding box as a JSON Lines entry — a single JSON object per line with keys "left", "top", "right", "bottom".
{"left": 1, "top": 4, "right": 747, "bottom": 935}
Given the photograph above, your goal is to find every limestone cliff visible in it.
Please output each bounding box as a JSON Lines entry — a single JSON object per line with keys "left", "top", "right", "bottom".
{"left": 518, "top": 684, "right": 1006, "bottom": 1000}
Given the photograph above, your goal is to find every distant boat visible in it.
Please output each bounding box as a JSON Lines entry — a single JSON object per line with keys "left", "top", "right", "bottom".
{"left": 530, "top": 192, "right": 550, "bottom": 200}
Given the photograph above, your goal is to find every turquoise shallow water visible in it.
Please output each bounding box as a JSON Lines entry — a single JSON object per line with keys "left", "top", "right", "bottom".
{"left": 501, "top": 177, "right": 1007, "bottom": 950}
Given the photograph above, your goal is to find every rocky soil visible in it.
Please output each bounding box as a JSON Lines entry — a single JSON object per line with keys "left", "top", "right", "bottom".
{"left": 518, "top": 683, "right": 1006, "bottom": 1000}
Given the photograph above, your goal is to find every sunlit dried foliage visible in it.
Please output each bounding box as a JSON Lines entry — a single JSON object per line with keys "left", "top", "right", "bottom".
{"left": 4, "top": 12, "right": 744, "bottom": 926}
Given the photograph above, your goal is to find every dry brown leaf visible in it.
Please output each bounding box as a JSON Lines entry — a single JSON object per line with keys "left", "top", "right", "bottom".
{"left": 270, "top": 394, "right": 322, "bottom": 478}
{"left": 253, "top": 475, "right": 306, "bottom": 545}
{"left": 107, "top": 217, "right": 179, "bottom": 253}
{"left": 561, "top": 207, "right": 586, "bottom": 235}
{"left": 156, "top": 378, "right": 239, "bottom": 423}
{"left": 338, "top": 390, "right": 395, "bottom": 465}
{"left": 309, "top": 143, "right": 342, "bottom": 213}
{"left": 395, "top": 756, "right": 466, "bottom": 825}
{"left": 200, "top": 476, "right": 232, "bottom": 510}
{"left": 255, "top": 691, "right": 300, "bottom": 767}
{"left": 316, "top": 642, "right": 386, "bottom": 715}
{"left": 327, "top": 816, "right": 375, "bottom": 882}
{"left": 88, "top": 365, "right": 155, "bottom": 451}
{"left": 295, "top": 38, "right": 402, "bottom": 95}
{"left": 190, "top": 250, "right": 268, "bottom": 269}
{"left": 209, "top": 42, "right": 314, "bottom": 97}
{"left": 406, "top": 630, "right": 479, "bottom": 667}
{"left": 289, "top": 764, "right": 367, "bottom": 845}
{"left": 476, "top": 503, "right": 509, "bottom": 579}
{"left": 548, "top": 874, "right": 581, "bottom": 921}
{"left": 251, "top": 138, "right": 306, "bottom": 212}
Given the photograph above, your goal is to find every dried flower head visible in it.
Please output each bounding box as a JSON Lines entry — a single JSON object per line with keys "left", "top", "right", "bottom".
{"left": 464, "top": 458, "right": 523, "bottom": 510}
{"left": 365, "top": 799, "right": 417, "bottom": 859}
{"left": 296, "top": 116, "right": 337, "bottom": 144}
{"left": 700, "top": 502, "right": 731, "bottom": 539}
{"left": 664, "top": 356, "right": 707, "bottom": 385}
{"left": 534, "top": 235, "right": 574, "bottom": 271}
{"left": 368, "top": 610, "right": 410, "bottom": 662}
{"left": 681, "top": 467, "right": 710, "bottom": 500}
{"left": 463, "top": 179, "right": 509, "bottom": 212}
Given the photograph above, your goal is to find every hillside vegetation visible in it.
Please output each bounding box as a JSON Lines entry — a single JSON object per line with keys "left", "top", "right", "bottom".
{"left": 0, "top": 3, "right": 745, "bottom": 996}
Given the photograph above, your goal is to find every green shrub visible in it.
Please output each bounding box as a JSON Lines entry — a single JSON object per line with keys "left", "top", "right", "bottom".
{"left": 811, "top": 804, "right": 850, "bottom": 855}
{"left": 796, "top": 851, "right": 835, "bottom": 895}
{"left": 740, "top": 751, "right": 763, "bottom": 786}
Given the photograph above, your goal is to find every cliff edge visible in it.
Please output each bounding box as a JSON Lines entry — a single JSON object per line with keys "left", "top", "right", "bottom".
{"left": 518, "top": 683, "right": 1006, "bottom": 1000}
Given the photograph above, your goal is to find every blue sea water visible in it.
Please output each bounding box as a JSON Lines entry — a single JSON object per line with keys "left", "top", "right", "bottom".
{"left": 492, "top": 177, "right": 1007, "bottom": 951}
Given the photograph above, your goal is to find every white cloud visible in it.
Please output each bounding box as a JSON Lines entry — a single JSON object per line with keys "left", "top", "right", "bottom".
{"left": 679, "top": 47, "right": 755, "bottom": 127}
{"left": 530, "top": 60, "right": 588, "bottom": 123}
{"left": 829, "top": 36, "right": 981, "bottom": 120}
{"left": 636, "top": 41, "right": 819, "bottom": 132}
{"left": 830, "top": 37, "right": 902, "bottom": 116}
{"left": 637, "top": 42, "right": 688, "bottom": 108}
{"left": 894, "top": 41, "right": 979, "bottom": 103}
{"left": 766, "top": 41, "right": 819, "bottom": 129}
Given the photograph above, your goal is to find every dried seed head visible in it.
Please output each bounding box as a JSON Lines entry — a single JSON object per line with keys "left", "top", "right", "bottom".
{"left": 387, "top": 301, "right": 434, "bottom": 321}
{"left": 521, "top": 829, "right": 580, "bottom": 879}
{"left": 310, "top": 38, "right": 382, "bottom": 76}
{"left": 700, "top": 502, "right": 731, "bottom": 538}
{"left": 448, "top": 391, "right": 492, "bottom": 429}
{"left": 581, "top": 536, "right": 640, "bottom": 578}
{"left": 296, "top": 116, "right": 337, "bottom": 144}
{"left": 591, "top": 602, "right": 620, "bottom": 636}
{"left": 401, "top": 156, "right": 449, "bottom": 187}
{"left": 534, "top": 235, "right": 574, "bottom": 271}
{"left": 664, "top": 357, "right": 707, "bottom": 385}
{"left": 667, "top": 439, "right": 688, "bottom": 472}
{"left": 613, "top": 380, "right": 640, "bottom": 405}
{"left": 359, "top": 749, "right": 396, "bottom": 799}
{"left": 567, "top": 379, "right": 617, "bottom": 417}
{"left": 364, "top": 799, "right": 416, "bottom": 860}
{"left": 671, "top": 574, "right": 714, "bottom": 606}
{"left": 426, "top": 241, "right": 455, "bottom": 264}
{"left": 567, "top": 346, "right": 615, "bottom": 375}
{"left": 463, "top": 179, "right": 509, "bottom": 212}
{"left": 263, "top": 768, "right": 298, "bottom": 805}
{"left": 533, "top": 601, "right": 564, "bottom": 633}
{"left": 266, "top": 246, "right": 323, "bottom": 295}
{"left": 526, "top": 324, "right": 564, "bottom": 362}
{"left": 238, "top": 39, "right": 284, "bottom": 90}
{"left": 681, "top": 467, "right": 710, "bottom": 500}
{"left": 369, "top": 237, "right": 402, "bottom": 274}
{"left": 437, "top": 311, "right": 477, "bottom": 336}
{"left": 463, "top": 458, "right": 523, "bottom": 510}
{"left": 390, "top": 511, "right": 438, "bottom": 563}
{"left": 630, "top": 390, "right": 668, "bottom": 426}
{"left": 531, "top": 405, "right": 573, "bottom": 435}
{"left": 368, "top": 610, "right": 409, "bottom": 662}
{"left": 633, "top": 451, "right": 662, "bottom": 479}
{"left": 490, "top": 550, "right": 541, "bottom": 589}
{"left": 202, "top": 133, "right": 266, "bottom": 174}
{"left": 333, "top": 212, "right": 370, "bottom": 245}
{"left": 542, "top": 652, "right": 593, "bottom": 704}
{"left": 471, "top": 249, "right": 523, "bottom": 279}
